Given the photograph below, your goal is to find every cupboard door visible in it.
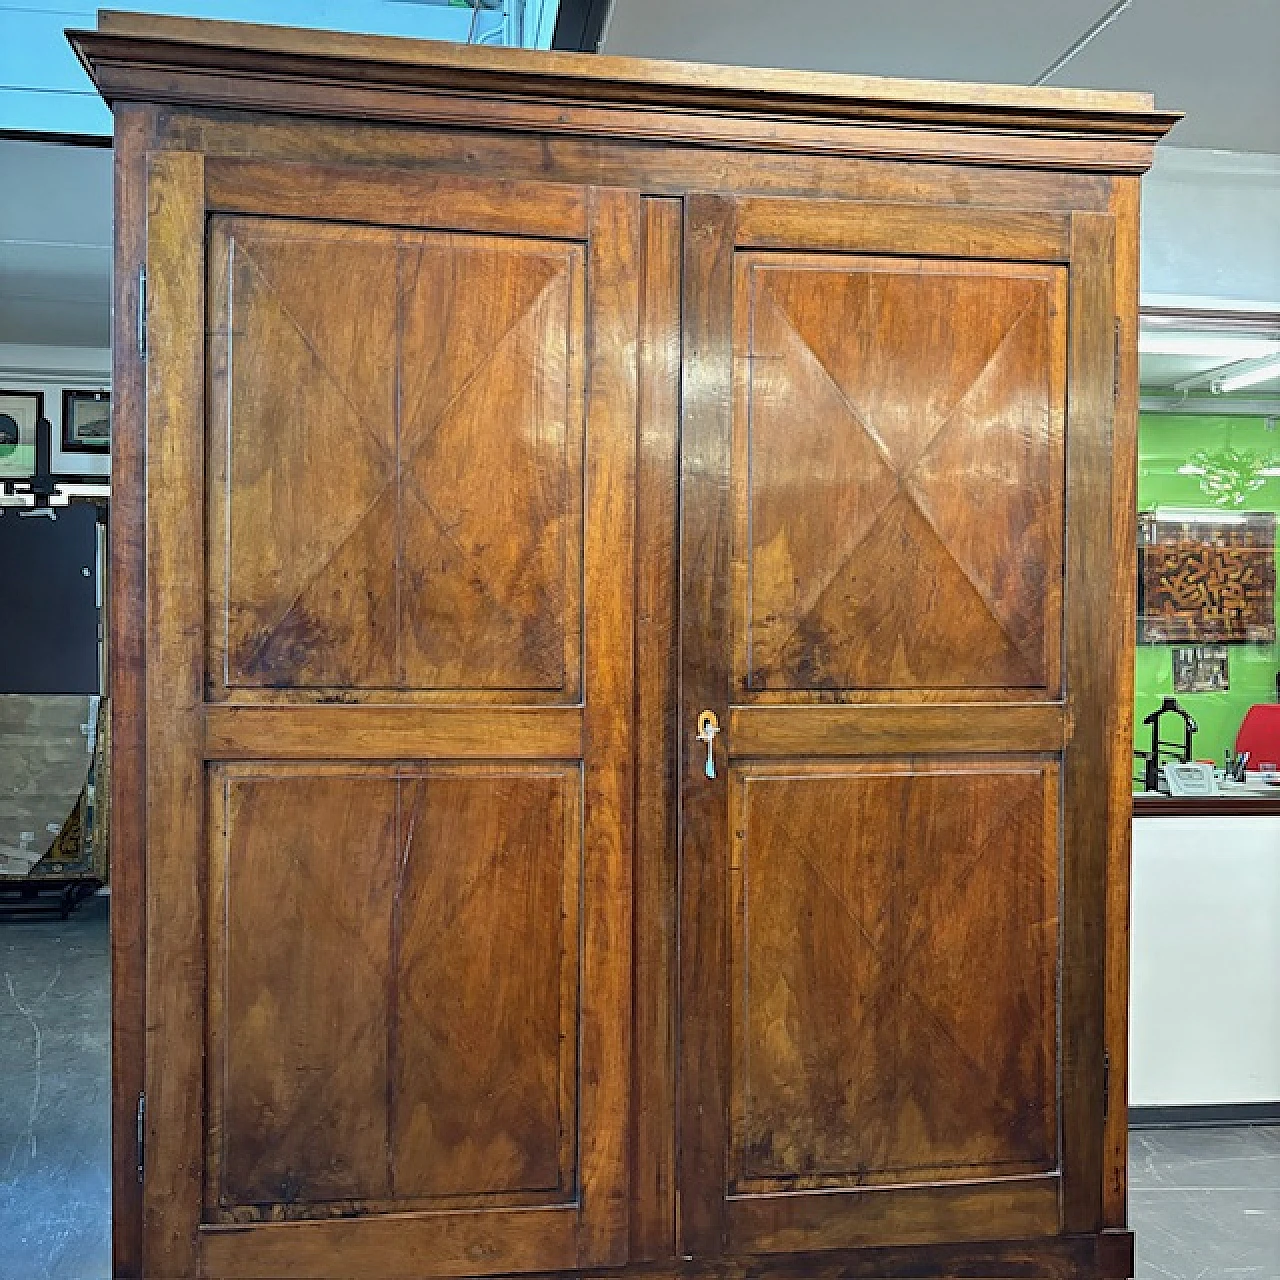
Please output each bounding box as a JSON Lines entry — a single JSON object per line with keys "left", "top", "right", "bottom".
{"left": 679, "top": 194, "right": 1116, "bottom": 1256}
{"left": 141, "top": 154, "right": 638, "bottom": 1278}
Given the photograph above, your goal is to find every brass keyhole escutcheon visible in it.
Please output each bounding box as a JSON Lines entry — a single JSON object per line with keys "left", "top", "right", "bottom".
{"left": 695, "top": 710, "right": 721, "bottom": 779}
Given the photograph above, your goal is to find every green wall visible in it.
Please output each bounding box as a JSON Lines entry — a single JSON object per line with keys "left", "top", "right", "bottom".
{"left": 1136, "top": 412, "right": 1280, "bottom": 773}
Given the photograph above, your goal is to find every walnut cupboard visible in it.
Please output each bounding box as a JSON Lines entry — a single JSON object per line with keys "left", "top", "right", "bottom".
{"left": 71, "top": 13, "right": 1178, "bottom": 1279}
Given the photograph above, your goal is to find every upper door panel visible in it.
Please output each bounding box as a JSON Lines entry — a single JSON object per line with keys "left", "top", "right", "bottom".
{"left": 733, "top": 252, "right": 1066, "bottom": 697}
{"left": 207, "top": 217, "right": 585, "bottom": 702}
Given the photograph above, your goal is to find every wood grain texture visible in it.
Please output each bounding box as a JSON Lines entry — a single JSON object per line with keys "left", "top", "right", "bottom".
{"left": 202, "top": 705, "right": 583, "bottom": 760}
{"left": 677, "top": 192, "right": 737, "bottom": 1258}
{"left": 207, "top": 216, "right": 583, "bottom": 698}
{"left": 729, "top": 702, "right": 1069, "bottom": 757}
{"left": 82, "top": 66, "right": 1170, "bottom": 174}
{"left": 734, "top": 197, "right": 1070, "bottom": 261}
{"left": 141, "top": 149, "right": 206, "bottom": 1278}
{"left": 203, "top": 759, "right": 589, "bottom": 1224}
{"left": 631, "top": 196, "right": 682, "bottom": 1263}
{"left": 96, "top": 28, "right": 1158, "bottom": 1276}
{"left": 108, "top": 102, "right": 148, "bottom": 1280}
{"left": 207, "top": 762, "right": 583, "bottom": 1218}
{"left": 1060, "top": 212, "right": 1117, "bottom": 1235}
{"left": 391, "top": 769, "right": 578, "bottom": 1200}
{"left": 205, "top": 157, "right": 588, "bottom": 237}
{"left": 87, "top": 10, "right": 1161, "bottom": 115}
{"left": 1104, "top": 176, "right": 1140, "bottom": 1231}
{"left": 608, "top": 1230, "right": 1134, "bottom": 1279}
{"left": 729, "top": 762, "right": 1059, "bottom": 1192}
{"left": 734, "top": 253, "right": 1065, "bottom": 694}
{"left": 153, "top": 111, "right": 1121, "bottom": 215}
{"left": 677, "top": 191, "right": 1106, "bottom": 1264}
{"left": 211, "top": 772, "right": 399, "bottom": 1206}
{"left": 199, "top": 1207, "right": 580, "bottom": 1279}
{"left": 70, "top": 13, "right": 1179, "bottom": 178}
{"left": 727, "top": 1173, "right": 1061, "bottom": 1255}
{"left": 575, "top": 185, "right": 640, "bottom": 1267}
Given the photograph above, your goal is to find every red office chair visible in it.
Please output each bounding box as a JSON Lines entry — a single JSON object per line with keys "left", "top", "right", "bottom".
{"left": 1235, "top": 704, "right": 1280, "bottom": 768}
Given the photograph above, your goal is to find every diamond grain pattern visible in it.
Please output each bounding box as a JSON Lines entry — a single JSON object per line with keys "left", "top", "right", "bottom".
{"left": 222, "top": 232, "right": 398, "bottom": 687}
{"left": 741, "top": 258, "right": 1064, "bottom": 692}
{"left": 736, "top": 766, "right": 1058, "bottom": 1189}
{"left": 400, "top": 245, "right": 579, "bottom": 690}
{"left": 218, "top": 774, "right": 399, "bottom": 1206}
{"left": 214, "top": 220, "right": 582, "bottom": 694}
{"left": 210, "top": 767, "right": 580, "bottom": 1217}
{"left": 391, "top": 772, "right": 573, "bottom": 1199}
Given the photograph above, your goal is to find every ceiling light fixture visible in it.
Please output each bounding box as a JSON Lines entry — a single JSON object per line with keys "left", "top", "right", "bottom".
{"left": 1139, "top": 333, "right": 1280, "bottom": 360}
{"left": 1213, "top": 356, "right": 1280, "bottom": 395}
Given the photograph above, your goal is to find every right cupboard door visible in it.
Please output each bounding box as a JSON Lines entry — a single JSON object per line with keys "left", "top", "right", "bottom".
{"left": 678, "top": 194, "right": 1117, "bottom": 1257}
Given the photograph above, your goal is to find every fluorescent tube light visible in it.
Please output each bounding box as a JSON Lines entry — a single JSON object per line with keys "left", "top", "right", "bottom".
{"left": 1139, "top": 333, "right": 1280, "bottom": 359}
{"left": 1214, "top": 356, "right": 1280, "bottom": 394}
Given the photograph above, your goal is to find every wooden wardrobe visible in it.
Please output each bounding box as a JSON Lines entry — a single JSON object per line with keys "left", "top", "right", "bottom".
{"left": 73, "top": 13, "right": 1178, "bottom": 1279}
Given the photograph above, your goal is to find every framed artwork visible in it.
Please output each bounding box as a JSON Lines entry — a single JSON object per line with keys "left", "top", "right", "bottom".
{"left": 1139, "top": 510, "right": 1277, "bottom": 644}
{"left": 61, "top": 389, "right": 111, "bottom": 453}
{"left": 0, "top": 389, "right": 43, "bottom": 479}
{"left": 1171, "top": 644, "right": 1230, "bottom": 693}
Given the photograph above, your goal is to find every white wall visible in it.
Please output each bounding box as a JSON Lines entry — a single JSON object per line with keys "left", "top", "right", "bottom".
{"left": 1141, "top": 146, "right": 1280, "bottom": 311}
{"left": 0, "top": 342, "right": 110, "bottom": 476}
{"left": 1131, "top": 815, "right": 1280, "bottom": 1106}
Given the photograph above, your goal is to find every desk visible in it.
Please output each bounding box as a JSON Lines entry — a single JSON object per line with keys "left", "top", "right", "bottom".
{"left": 1131, "top": 812, "right": 1280, "bottom": 1107}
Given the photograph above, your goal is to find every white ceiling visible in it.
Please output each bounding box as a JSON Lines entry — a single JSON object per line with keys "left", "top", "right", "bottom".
{"left": 603, "top": 0, "right": 1280, "bottom": 153}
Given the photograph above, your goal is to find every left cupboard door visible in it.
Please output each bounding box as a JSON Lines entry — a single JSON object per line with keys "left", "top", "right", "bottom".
{"left": 137, "top": 153, "right": 639, "bottom": 1279}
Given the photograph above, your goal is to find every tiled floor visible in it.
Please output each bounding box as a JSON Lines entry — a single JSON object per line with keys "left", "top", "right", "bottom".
{"left": 0, "top": 896, "right": 111, "bottom": 1280}
{"left": 1130, "top": 1124, "right": 1280, "bottom": 1279}
{"left": 0, "top": 899, "right": 1277, "bottom": 1279}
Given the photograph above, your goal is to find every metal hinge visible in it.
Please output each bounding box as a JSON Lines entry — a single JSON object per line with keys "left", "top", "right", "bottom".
{"left": 136, "top": 1091, "right": 146, "bottom": 1184}
{"left": 137, "top": 266, "right": 147, "bottom": 360}
{"left": 1113, "top": 319, "right": 1122, "bottom": 402}
{"left": 1103, "top": 1050, "right": 1111, "bottom": 1120}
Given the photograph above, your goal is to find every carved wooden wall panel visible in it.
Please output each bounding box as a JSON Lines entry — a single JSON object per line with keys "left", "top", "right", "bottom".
{"left": 207, "top": 217, "right": 584, "bottom": 699}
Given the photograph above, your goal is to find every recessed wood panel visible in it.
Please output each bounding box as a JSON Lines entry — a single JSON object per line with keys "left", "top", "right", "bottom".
{"left": 729, "top": 760, "right": 1059, "bottom": 1191}
{"left": 207, "top": 764, "right": 581, "bottom": 1219}
{"left": 207, "top": 217, "right": 584, "bottom": 700}
{"left": 391, "top": 769, "right": 578, "bottom": 1200}
{"left": 733, "top": 254, "right": 1066, "bottom": 695}
{"left": 211, "top": 771, "right": 399, "bottom": 1207}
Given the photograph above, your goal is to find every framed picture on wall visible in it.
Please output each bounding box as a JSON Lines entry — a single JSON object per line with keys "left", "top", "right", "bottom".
{"left": 1171, "top": 644, "right": 1230, "bottom": 693}
{"left": 61, "top": 389, "right": 110, "bottom": 453}
{"left": 0, "top": 389, "right": 43, "bottom": 479}
{"left": 1139, "top": 509, "right": 1278, "bottom": 645}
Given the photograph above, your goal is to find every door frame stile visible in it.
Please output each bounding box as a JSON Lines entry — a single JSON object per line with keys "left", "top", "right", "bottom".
{"left": 676, "top": 192, "right": 737, "bottom": 1259}
{"left": 141, "top": 148, "right": 208, "bottom": 1277}
{"left": 1060, "top": 209, "right": 1118, "bottom": 1234}
{"left": 578, "top": 184, "right": 642, "bottom": 1268}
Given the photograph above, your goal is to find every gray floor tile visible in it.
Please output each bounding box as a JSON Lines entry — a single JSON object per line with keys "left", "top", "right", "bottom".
{"left": 1132, "top": 1125, "right": 1280, "bottom": 1192}
{"left": 1131, "top": 1126, "right": 1280, "bottom": 1280}
{"left": 0, "top": 897, "right": 110, "bottom": 1280}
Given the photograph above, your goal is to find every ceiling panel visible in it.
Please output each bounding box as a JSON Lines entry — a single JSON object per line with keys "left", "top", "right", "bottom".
{"left": 1041, "top": 0, "right": 1280, "bottom": 152}
{"left": 603, "top": 0, "right": 1113, "bottom": 85}
{"left": 603, "top": 0, "right": 1279, "bottom": 154}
